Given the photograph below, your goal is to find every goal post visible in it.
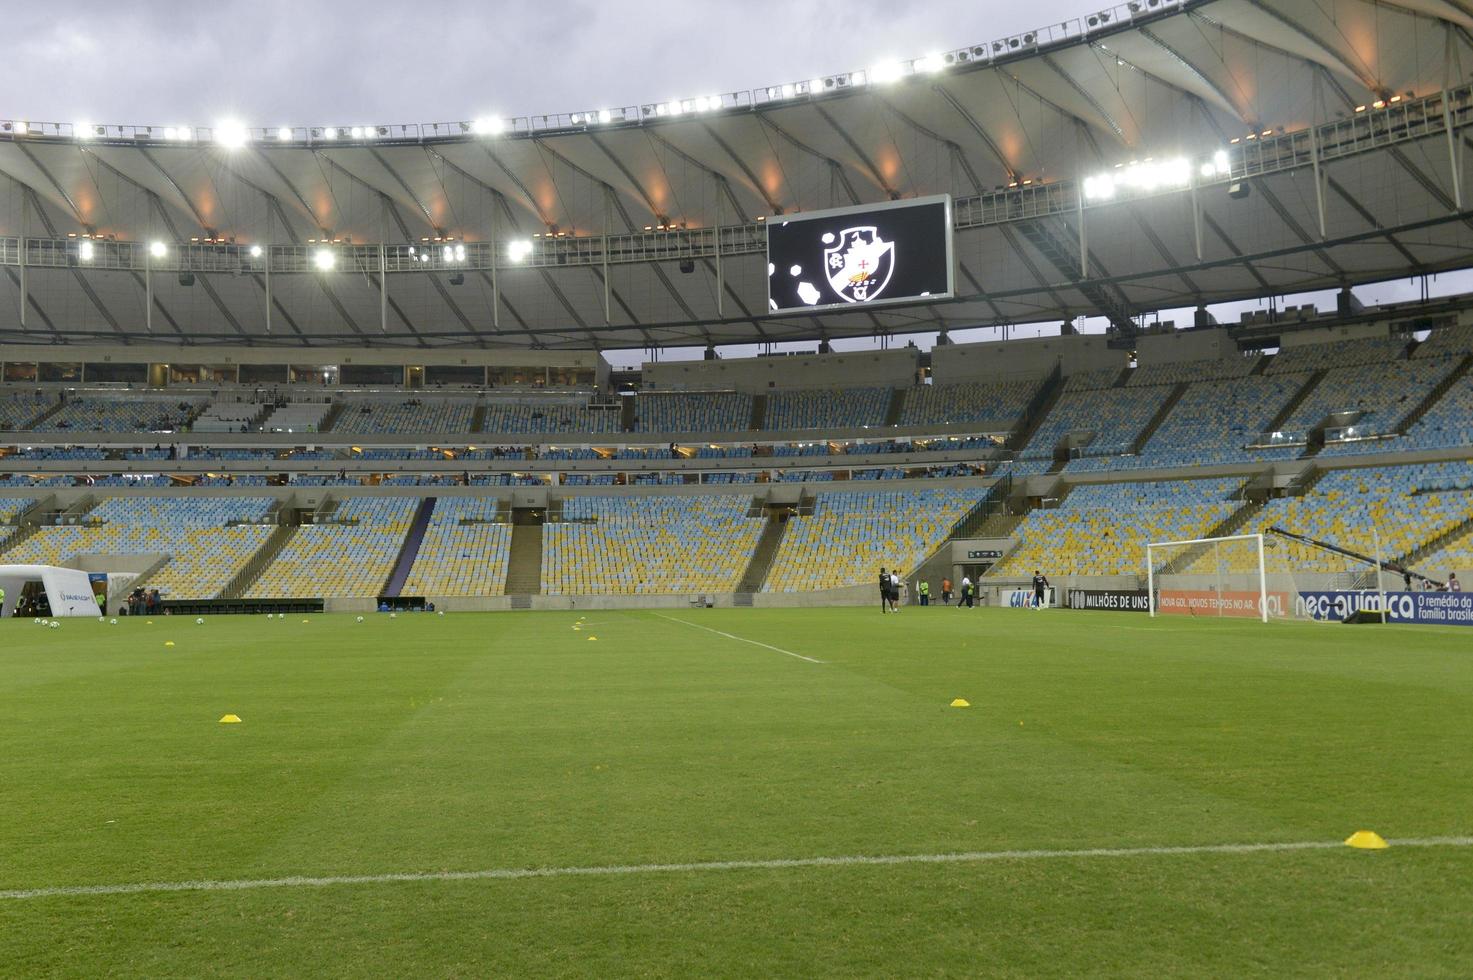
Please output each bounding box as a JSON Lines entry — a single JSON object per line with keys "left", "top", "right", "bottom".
{"left": 1146, "top": 532, "right": 1269, "bottom": 623}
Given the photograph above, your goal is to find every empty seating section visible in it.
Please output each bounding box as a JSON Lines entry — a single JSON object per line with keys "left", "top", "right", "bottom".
{"left": 2, "top": 496, "right": 275, "bottom": 599}
{"left": 0, "top": 497, "right": 36, "bottom": 523}
{"left": 1266, "top": 334, "right": 1410, "bottom": 373}
{"left": 990, "top": 478, "right": 1245, "bottom": 577}
{"left": 1062, "top": 367, "right": 1123, "bottom": 392}
{"left": 635, "top": 393, "right": 752, "bottom": 432}
{"left": 334, "top": 398, "right": 475, "bottom": 434}
{"left": 247, "top": 497, "right": 417, "bottom": 598}
{"left": 763, "top": 489, "right": 977, "bottom": 592}
{"left": 542, "top": 495, "right": 763, "bottom": 594}
{"left": 1126, "top": 356, "right": 1258, "bottom": 387}
{"left": 1280, "top": 359, "right": 1453, "bottom": 434}
{"left": 0, "top": 391, "right": 56, "bottom": 430}
{"left": 261, "top": 402, "right": 331, "bottom": 432}
{"left": 1401, "top": 378, "right": 1473, "bottom": 450}
{"left": 194, "top": 402, "right": 266, "bottom": 433}
{"left": 1412, "top": 325, "right": 1473, "bottom": 359}
{"left": 765, "top": 388, "right": 889, "bottom": 430}
{"left": 1241, "top": 464, "right": 1473, "bottom": 572}
{"left": 1071, "top": 375, "right": 1307, "bottom": 470}
{"left": 898, "top": 380, "right": 1041, "bottom": 426}
{"left": 480, "top": 399, "right": 621, "bottom": 435}
{"left": 400, "top": 498, "right": 511, "bottom": 597}
{"left": 1023, "top": 386, "right": 1160, "bottom": 459}
{"left": 38, "top": 397, "right": 201, "bottom": 432}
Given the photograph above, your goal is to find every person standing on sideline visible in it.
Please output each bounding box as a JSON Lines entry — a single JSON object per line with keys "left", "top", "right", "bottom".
{"left": 941, "top": 577, "right": 952, "bottom": 605}
{"left": 0, "top": 584, "right": 5, "bottom": 616}
{"left": 1032, "top": 570, "right": 1050, "bottom": 610}
{"left": 918, "top": 580, "right": 930, "bottom": 606}
{"left": 1450, "top": 572, "right": 1462, "bottom": 592}
{"left": 958, "top": 575, "right": 973, "bottom": 608}
{"left": 878, "top": 567, "right": 891, "bottom": 614}
{"left": 888, "top": 569, "right": 902, "bottom": 613}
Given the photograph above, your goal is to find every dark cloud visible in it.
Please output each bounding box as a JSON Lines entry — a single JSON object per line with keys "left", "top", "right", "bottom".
{"left": 5, "top": 0, "right": 1083, "bottom": 125}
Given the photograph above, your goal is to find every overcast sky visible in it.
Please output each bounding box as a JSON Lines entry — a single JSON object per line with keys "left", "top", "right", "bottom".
{"left": 6, "top": 0, "right": 1085, "bottom": 126}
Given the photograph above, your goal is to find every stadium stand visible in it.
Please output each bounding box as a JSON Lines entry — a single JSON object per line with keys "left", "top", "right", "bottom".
{"left": 1062, "top": 367, "right": 1124, "bottom": 392}
{"left": 542, "top": 495, "right": 764, "bottom": 594}
{"left": 634, "top": 392, "right": 752, "bottom": 433}
{"left": 1022, "top": 385, "right": 1161, "bottom": 461}
{"left": 897, "top": 379, "right": 1043, "bottom": 427}
{"left": 1265, "top": 334, "right": 1412, "bottom": 373}
{"left": 1070, "top": 374, "right": 1308, "bottom": 470}
{"left": 989, "top": 478, "right": 1246, "bottom": 577}
{"left": 763, "top": 489, "right": 978, "bottom": 592}
{"left": 260, "top": 402, "right": 331, "bottom": 433}
{"left": 193, "top": 401, "right": 268, "bottom": 433}
{"left": 1281, "top": 359, "right": 1456, "bottom": 437}
{"left": 247, "top": 497, "right": 417, "bottom": 599}
{"left": 334, "top": 398, "right": 476, "bottom": 434}
{"left": 0, "top": 391, "right": 57, "bottom": 430}
{"left": 764, "top": 387, "right": 890, "bottom": 430}
{"left": 399, "top": 498, "right": 512, "bottom": 597}
{"left": 1125, "top": 355, "right": 1258, "bottom": 387}
{"left": 1, "top": 496, "right": 276, "bottom": 599}
{"left": 480, "top": 398, "right": 622, "bottom": 435}
{"left": 36, "top": 397, "right": 202, "bottom": 433}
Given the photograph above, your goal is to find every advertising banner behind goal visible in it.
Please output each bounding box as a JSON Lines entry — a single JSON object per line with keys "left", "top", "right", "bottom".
{"left": 1157, "top": 589, "right": 1289, "bottom": 619}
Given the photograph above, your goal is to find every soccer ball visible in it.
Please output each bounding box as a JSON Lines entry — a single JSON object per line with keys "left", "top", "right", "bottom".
{"left": 437, "top": 610, "right": 444, "bottom": 617}
{"left": 32, "top": 618, "right": 40, "bottom": 624}
{"left": 98, "top": 616, "right": 106, "bottom": 623}
{"left": 356, "top": 616, "right": 364, "bottom": 623}
{"left": 110, "top": 618, "right": 118, "bottom": 625}
{"left": 389, "top": 612, "right": 397, "bottom": 619}
{"left": 266, "top": 613, "right": 274, "bottom": 620}
{"left": 196, "top": 617, "right": 204, "bottom": 625}
{"left": 49, "top": 621, "right": 59, "bottom": 630}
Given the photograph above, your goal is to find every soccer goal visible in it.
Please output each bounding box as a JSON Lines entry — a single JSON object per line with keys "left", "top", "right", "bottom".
{"left": 1146, "top": 533, "right": 1272, "bottom": 622}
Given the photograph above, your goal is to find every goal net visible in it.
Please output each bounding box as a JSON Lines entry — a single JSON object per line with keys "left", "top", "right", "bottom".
{"left": 1146, "top": 533, "right": 1272, "bottom": 622}
{"left": 1146, "top": 530, "right": 1394, "bottom": 622}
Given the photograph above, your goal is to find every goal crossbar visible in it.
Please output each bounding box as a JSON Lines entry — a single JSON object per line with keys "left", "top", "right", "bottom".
{"left": 1145, "top": 532, "right": 1268, "bottom": 623}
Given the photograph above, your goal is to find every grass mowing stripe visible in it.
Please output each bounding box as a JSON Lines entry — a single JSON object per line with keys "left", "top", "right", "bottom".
{"left": 4, "top": 837, "right": 1470, "bottom": 902}
{"left": 650, "top": 612, "right": 826, "bottom": 663}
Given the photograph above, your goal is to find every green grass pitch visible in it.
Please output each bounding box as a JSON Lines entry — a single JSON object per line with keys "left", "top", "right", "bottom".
{"left": 2, "top": 607, "right": 1471, "bottom": 977}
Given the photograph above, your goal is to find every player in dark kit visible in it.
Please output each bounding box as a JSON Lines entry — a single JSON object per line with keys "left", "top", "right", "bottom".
{"left": 879, "top": 567, "right": 891, "bottom": 614}
{"left": 1031, "top": 570, "right": 1050, "bottom": 610}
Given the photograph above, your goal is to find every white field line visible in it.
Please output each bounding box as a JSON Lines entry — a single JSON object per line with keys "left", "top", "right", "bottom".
{"left": 3, "top": 837, "right": 1470, "bottom": 902}
{"left": 650, "top": 612, "right": 825, "bottom": 664}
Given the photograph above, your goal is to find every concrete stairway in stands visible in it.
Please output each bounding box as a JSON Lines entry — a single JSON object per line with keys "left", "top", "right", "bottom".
{"left": 736, "top": 509, "right": 790, "bottom": 593}
{"left": 382, "top": 497, "right": 436, "bottom": 598}
{"left": 219, "top": 524, "right": 297, "bottom": 599}
{"left": 504, "top": 521, "right": 544, "bottom": 595}
{"left": 884, "top": 388, "right": 907, "bottom": 426}
{"left": 749, "top": 394, "right": 767, "bottom": 430}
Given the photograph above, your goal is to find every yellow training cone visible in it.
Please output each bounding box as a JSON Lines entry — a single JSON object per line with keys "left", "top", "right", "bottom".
{"left": 1345, "top": 830, "right": 1389, "bottom": 849}
{"left": 950, "top": 698, "right": 970, "bottom": 708}
{"left": 219, "top": 714, "right": 241, "bottom": 724}
{"left": 164, "top": 641, "right": 175, "bottom": 647}
{"left": 588, "top": 636, "right": 598, "bottom": 641}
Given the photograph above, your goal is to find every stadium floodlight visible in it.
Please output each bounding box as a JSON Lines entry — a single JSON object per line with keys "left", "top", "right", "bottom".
{"left": 454, "top": 243, "right": 466, "bottom": 261}
{"left": 807, "top": 78, "right": 825, "bottom": 94}
{"left": 314, "top": 248, "right": 335, "bottom": 271}
{"left": 78, "top": 241, "right": 94, "bottom": 261}
{"left": 471, "top": 117, "right": 504, "bottom": 136}
{"left": 214, "top": 119, "right": 250, "bottom": 148}
{"left": 1084, "top": 157, "right": 1190, "bottom": 201}
{"left": 249, "top": 244, "right": 263, "bottom": 258}
{"left": 780, "top": 83, "right": 795, "bottom": 98}
{"left": 14, "top": 121, "right": 27, "bottom": 135}
{"left": 276, "top": 127, "right": 292, "bottom": 141}
{"left": 323, "top": 127, "right": 338, "bottom": 140}
{"left": 350, "top": 126, "right": 363, "bottom": 139}
{"left": 507, "top": 239, "right": 533, "bottom": 262}
{"left": 597, "top": 109, "right": 612, "bottom": 124}
{"left": 914, "top": 52, "right": 946, "bottom": 73}
{"left": 76, "top": 121, "right": 94, "bottom": 139}
{"left": 163, "top": 127, "right": 178, "bottom": 141}
{"left": 149, "top": 241, "right": 167, "bottom": 259}
{"left": 869, "top": 61, "right": 905, "bottom": 84}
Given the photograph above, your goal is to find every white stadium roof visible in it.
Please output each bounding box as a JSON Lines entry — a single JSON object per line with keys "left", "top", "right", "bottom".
{"left": 0, "top": 0, "right": 1471, "bottom": 349}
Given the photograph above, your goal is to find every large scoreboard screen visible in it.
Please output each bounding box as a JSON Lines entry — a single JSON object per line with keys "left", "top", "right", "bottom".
{"left": 766, "top": 195, "right": 953, "bottom": 313}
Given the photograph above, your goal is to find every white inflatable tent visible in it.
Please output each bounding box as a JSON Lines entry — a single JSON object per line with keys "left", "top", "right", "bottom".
{"left": 0, "top": 565, "right": 102, "bottom": 618}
